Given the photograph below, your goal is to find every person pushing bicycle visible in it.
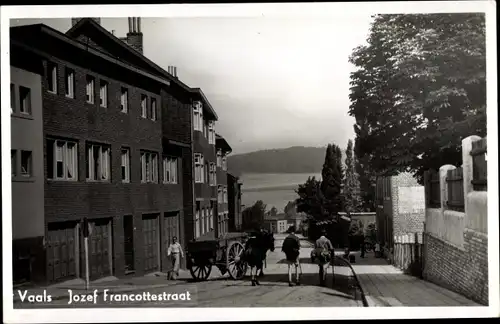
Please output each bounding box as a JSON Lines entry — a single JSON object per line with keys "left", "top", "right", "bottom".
{"left": 314, "top": 229, "right": 334, "bottom": 286}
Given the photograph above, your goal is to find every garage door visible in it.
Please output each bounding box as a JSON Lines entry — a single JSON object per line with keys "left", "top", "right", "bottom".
{"left": 79, "top": 218, "right": 113, "bottom": 280}
{"left": 143, "top": 214, "right": 160, "bottom": 273}
{"left": 164, "top": 211, "right": 180, "bottom": 247}
{"left": 46, "top": 222, "right": 77, "bottom": 283}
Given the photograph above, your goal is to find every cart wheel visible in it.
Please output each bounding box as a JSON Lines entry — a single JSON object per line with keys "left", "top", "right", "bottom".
{"left": 189, "top": 264, "right": 212, "bottom": 281}
{"left": 227, "top": 241, "right": 247, "bottom": 280}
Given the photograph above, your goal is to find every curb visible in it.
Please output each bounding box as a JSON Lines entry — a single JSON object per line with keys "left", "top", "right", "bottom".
{"left": 332, "top": 256, "right": 370, "bottom": 307}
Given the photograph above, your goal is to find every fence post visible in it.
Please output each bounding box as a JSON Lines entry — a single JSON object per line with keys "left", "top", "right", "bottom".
{"left": 423, "top": 171, "right": 430, "bottom": 209}
{"left": 462, "top": 135, "right": 481, "bottom": 217}
{"left": 439, "top": 165, "right": 456, "bottom": 210}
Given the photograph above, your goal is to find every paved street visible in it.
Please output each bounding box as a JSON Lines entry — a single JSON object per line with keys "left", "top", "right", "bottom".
{"left": 15, "top": 234, "right": 363, "bottom": 308}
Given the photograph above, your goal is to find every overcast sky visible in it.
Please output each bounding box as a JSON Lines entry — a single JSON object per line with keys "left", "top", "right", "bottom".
{"left": 10, "top": 15, "right": 373, "bottom": 154}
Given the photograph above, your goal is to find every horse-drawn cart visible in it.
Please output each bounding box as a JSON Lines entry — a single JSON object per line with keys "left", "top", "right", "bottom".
{"left": 186, "top": 232, "right": 249, "bottom": 281}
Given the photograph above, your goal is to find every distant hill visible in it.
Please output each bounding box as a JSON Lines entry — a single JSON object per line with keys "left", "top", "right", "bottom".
{"left": 228, "top": 146, "right": 346, "bottom": 176}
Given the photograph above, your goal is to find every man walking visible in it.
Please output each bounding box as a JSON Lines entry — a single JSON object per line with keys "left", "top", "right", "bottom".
{"left": 167, "top": 236, "right": 184, "bottom": 280}
{"left": 282, "top": 226, "right": 302, "bottom": 287}
{"left": 314, "top": 229, "right": 334, "bottom": 286}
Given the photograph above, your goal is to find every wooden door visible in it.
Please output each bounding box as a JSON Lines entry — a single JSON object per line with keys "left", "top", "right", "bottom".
{"left": 47, "top": 222, "right": 77, "bottom": 283}
{"left": 143, "top": 214, "right": 160, "bottom": 273}
{"left": 79, "top": 218, "right": 113, "bottom": 280}
{"left": 164, "top": 212, "right": 180, "bottom": 247}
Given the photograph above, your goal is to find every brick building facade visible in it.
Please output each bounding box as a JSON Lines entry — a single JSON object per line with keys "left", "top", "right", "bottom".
{"left": 227, "top": 172, "right": 243, "bottom": 232}
{"left": 10, "top": 18, "right": 197, "bottom": 284}
{"left": 376, "top": 172, "right": 425, "bottom": 250}
{"left": 11, "top": 66, "right": 46, "bottom": 284}
{"left": 10, "top": 17, "right": 244, "bottom": 286}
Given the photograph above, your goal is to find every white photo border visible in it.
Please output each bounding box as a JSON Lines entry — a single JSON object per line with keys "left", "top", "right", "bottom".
{"left": 2, "top": 1, "right": 498, "bottom": 322}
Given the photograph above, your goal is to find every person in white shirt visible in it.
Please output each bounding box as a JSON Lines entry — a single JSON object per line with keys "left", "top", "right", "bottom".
{"left": 374, "top": 242, "right": 381, "bottom": 258}
{"left": 167, "top": 236, "right": 184, "bottom": 279}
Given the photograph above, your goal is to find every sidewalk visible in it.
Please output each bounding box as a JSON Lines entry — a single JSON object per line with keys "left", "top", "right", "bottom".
{"left": 349, "top": 251, "right": 482, "bottom": 307}
{"left": 12, "top": 270, "right": 191, "bottom": 304}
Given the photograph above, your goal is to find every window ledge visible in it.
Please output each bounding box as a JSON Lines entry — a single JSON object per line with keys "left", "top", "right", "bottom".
{"left": 12, "top": 176, "right": 36, "bottom": 183}
{"left": 65, "top": 95, "right": 75, "bottom": 99}
{"left": 11, "top": 113, "right": 34, "bottom": 120}
{"left": 47, "top": 90, "right": 57, "bottom": 95}
{"left": 47, "top": 179, "right": 78, "bottom": 183}
{"left": 86, "top": 180, "right": 111, "bottom": 183}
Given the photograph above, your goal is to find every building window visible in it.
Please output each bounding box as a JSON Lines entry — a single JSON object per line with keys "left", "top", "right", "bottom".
{"left": 208, "top": 121, "right": 216, "bottom": 145}
{"left": 202, "top": 208, "right": 206, "bottom": 235}
{"left": 209, "top": 207, "right": 214, "bottom": 232}
{"left": 222, "top": 155, "right": 227, "bottom": 171}
{"left": 194, "top": 153, "right": 204, "bottom": 183}
{"left": 218, "top": 212, "right": 223, "bottom": 235}
{"left": 209, "top": 163, "right": 216, "bottom": 186}
{"left": 203, "top": 120, "right": 208, "bottom": 138}
{"left": 47, "top": 62, "right": 57, "bottom": 93}
{"left": 20, "top": 151, "right": 33, "bottom": 177}
{"left": 65, "top": 68, "right": 75, "bottom": 98}
{"left": 205, "top": 161, "right": 209, "bottom": 184}
{"left": 47, "top": 139, "right": 78, "bottom": 181}
{"left": 86, "top": 76, "right": 95, "bottom": 104}
{"left": 217, "top": 150, "right": 222, "bottom": 167}
{"left": 140, "top": 151, "right": 158, "bottom": 183}
{"left": 163, "top": 156, "right": 178, "bottom": 184}
{"left": 141, "top": 95, "right": 147, "bottom": 118}
{"left": 195, "top": 202, "right": 201, "bottom": 238}
{"left": 193, "top": 101, "right": 203, "bottom": 132}
{"left": 19, "top": 86, "right": 31, "bottom": 115}
{"left": 121, "top": 88, "right": 128, "bottom": 113}
{"left": 223, "top": 186, "right": 228, "bottom": 203}
{"left": 11, "top": 150, "right": 16, "bottom": 176}
{"left": 151, "top": 98, "right": 157, "bottom": 121}
{"left": 217, "top": 185, "right": 223, "bottom": 203}
{"left": 121, "top": 148, "right": 130, "bottom": 183}
{"left": 86, "top": 143, "right": 111, "bottom": 182}
{"left": 99, "top": 81, "right": 108, "bottom": 108}
{"left": 10, "top": 83, "right": 15, "bottom": 114}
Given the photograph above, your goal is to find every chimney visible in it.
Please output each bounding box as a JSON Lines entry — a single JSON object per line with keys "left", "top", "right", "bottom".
{"left": 126, "top": 17, "right": 143, "bottom": 54}
{"left": 167, "top": 66, "right": 178, "bottom": 78}
{"left": 71, "top": 17, "right": 101, "bottom": 27}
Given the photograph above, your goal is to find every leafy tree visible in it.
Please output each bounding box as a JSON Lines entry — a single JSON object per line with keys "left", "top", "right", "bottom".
{"left": 320, "top": 144, "right": 344, "bottom": 218}
{"left": 348, "top": 219, "right": 364, "bottom": 237}
{"left": 349, "top": 13, "right": 486, "bottom": 184}
{"left": 242, "top": 200, "right": 267, "bottom": 230}
{"left": 364, "top": 222, "right": 377, "bottom": 243}
{"left": 269, "top": 206, "right": 278, "bottom": 217}
{"left": 355, "top": 140, "right": 376, "bottom": 211}
{"left": 344, "top": 139, "right": 363, "bottom": 212}
{"left": 295, "top": 176, "right": 327, "bottom": 221}
{"left": 284, "top": 201, "right": 298, "bottom": 219}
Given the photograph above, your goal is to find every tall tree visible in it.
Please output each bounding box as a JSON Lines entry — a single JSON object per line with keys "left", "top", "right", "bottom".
{"left": 242, "top": 200, "right": 267, "bottom": 230}
{"left": 354, "top": 139, "right": 376, "bottom": 211}
{"left": 321, "top": 144, "right": 344, "bottom": 218}
{"left": 344, "top": 139, "right": 363, "bottom": 213}
{"left": 295, "top": 176, "right": 326, "bottom": 221}
{"left": 349, "top": 13, "right": 486, "bottom": 184}
{"left": 284, "top": 201, "right": 298, "bottom": 219}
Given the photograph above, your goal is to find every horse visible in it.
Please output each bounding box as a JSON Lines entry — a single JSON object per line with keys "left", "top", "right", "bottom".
{"left": 243, "top": 230, "right": 275, "bottom": 286}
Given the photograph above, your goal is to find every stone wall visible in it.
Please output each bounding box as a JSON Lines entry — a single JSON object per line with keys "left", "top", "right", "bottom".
{"left": 423, "top": 135, "right": 488, "bottom": 305}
